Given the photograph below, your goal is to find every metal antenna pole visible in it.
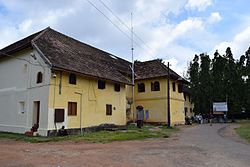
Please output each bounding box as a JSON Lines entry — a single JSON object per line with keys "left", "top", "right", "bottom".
{"left": 131, "top": 12, "right": 135, "bottom": 122}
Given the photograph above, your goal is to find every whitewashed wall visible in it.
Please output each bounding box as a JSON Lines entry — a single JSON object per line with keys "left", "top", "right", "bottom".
{"left": 0, "top": 49, "right": 51, "bottom": 136}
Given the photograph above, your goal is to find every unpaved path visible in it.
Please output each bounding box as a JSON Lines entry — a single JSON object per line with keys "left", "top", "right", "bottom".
{"left": 0, "top": 124, "right": 250, "bottom": 167}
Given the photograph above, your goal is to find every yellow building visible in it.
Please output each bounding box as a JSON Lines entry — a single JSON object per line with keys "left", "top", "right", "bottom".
{"left": 0, "top": 27, "right": 131, "bottom": 136}
{"left": 0, "top": 27, "right": 191, "bottom": 136}
{"left": 48, "top": 71, "right": 128, "bottom": 132}
{"left": 127, "top": 60, "right": 188, "bottom": 125}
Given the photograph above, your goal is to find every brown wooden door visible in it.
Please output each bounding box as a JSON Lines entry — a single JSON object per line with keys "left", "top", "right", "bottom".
{"left": 33, "top": 101, "right": 40, "bottom": 127}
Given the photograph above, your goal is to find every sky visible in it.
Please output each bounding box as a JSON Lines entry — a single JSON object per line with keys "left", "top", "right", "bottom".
{"left": 1, "top": 0, "right": 250, "bottom": 76}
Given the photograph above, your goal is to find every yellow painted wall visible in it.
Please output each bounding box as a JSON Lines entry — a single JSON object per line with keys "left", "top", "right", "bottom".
{"left": 169, "top": 80, "right": 185, "bottom": 124}
{"left": 134, "top": 78, "right": 167, "bottom": 123}
{"left": 126, "top": 78, "right": 186, "bottom": 125}
{"left": 48, "top": 71, "right": 126, "bottom": 129}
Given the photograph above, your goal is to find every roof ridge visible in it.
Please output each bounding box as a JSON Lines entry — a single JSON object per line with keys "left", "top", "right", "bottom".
{"left": 31, "top": 26, "right": 51, "bottom": 43}
{"left": 0, "top": 28, "right": 49, "bottom": 56}
{"left": 135, "top": 59, "right": 160, "bottom": 64}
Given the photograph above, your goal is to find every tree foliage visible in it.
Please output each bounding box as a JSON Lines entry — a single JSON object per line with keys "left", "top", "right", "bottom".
{"left": 188, "top": 47, "right": 250, "bottom": 116}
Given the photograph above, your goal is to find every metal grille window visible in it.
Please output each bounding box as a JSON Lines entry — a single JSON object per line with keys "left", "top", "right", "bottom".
{"left": 68, "top": 102, "right": 77, "bottom": 116}
{"left": 106, "top": 104, "right": 112, "bottom": 115}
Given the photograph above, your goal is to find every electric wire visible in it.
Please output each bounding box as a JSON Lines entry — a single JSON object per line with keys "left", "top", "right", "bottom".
{"left": 86, "top": 0, "right": 131, "bottom": 40}
{"left": 98, "top": 0, "right": 154, "bottom": 54}
{"left": 86, "top": 0, "right": 154, "bottom": 56}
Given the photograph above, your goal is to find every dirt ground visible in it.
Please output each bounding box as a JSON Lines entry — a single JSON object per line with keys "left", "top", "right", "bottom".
{"left": 1, "top": 124, "right": 250, "bottom": 167}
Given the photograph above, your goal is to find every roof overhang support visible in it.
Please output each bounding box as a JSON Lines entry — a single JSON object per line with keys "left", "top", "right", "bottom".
{"left": 31, "top": 41, "right": 52, "bottom": 68}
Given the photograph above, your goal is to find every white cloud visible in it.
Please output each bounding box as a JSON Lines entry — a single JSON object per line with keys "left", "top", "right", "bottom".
{"left": 41, "top": 8, "right": 75, "bottom": 26}
{"left": 19, "top": 19, "right": 33, "bottom": 33}
{"left": 132, "top": 16, "right": 206, "bottom": 75}
{"left": 214, "top": 26, "right": 250, "bottom": 58}
{"left": 0, "top": 27, "right": 19, "bottom": 49}
{"left": 207, "top": 12, "right": 222, "bottom": 24}
{"left": 0, "top": 0, "right": 240, "bottom": 76}
{"left": 133, "top": 0, "right": 186, "bottom": 26}
{"left": 173, "top": 17, "right": 204, "bottom": 39}
{"left": 185, "top": 0, "right": 213, "bottom": 11}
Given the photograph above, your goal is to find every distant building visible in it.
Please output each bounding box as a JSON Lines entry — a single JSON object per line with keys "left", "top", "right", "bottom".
{"left": 126, "top": 60, "right": 189, "bottom": 125}
{"left": 183, "top": 85, "right": 194, "bottom": 117}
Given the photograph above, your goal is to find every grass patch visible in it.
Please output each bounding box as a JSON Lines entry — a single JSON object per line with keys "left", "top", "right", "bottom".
{"left": 235, "top": 120, "right": 250, "bottom": 143}
{"left": 0, "top": 125, "right": 178, "bottom": 143}
{"left": 0, "top": 132, "right": 71, "bottom": 143}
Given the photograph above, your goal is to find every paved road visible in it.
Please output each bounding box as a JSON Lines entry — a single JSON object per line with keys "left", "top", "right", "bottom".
{"left": 176, "top": 124, "right": 250, "bottom": 167}
{"left": 0, "top": 124, "right": 250, "bottom": 167}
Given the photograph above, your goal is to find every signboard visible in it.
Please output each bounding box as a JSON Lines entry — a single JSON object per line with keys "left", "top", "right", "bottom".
{"left": 213, "top": 102, "right": 228, "bottom": 112}
{"left": 213, "top": 111, "right": 225, "bottom": 115}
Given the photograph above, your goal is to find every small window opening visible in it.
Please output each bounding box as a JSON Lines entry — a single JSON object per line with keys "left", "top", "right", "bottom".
{"left": 138, "top": 83, "right": 145, "bottom": 92}
{"left": 37, "top": 72, "right": 43, "bottom": 84}
{"left": 172, "top": 82, "right": 176, "bottom": 92}
{"left": 55, "top": 109, "right": 65, "bottom": 122}
{"left": 178, "top": 84, "right": 183, "bottom": 93}
{"left": 69, "top": 73, "right": 76, "bottom": 85}
{"left": 98, "top": 80, "right": 106, "bottom": 89}
{"left": 68, "top": 102, "right": 77, "bottom": 116}
{"left": 114, "top": 83, "right": 120, "bottom": 92}
{"left": 151, "top": 81, "right": 160, "bottom": 91}
{"left": 106, "top": 104, "right": 112, "bottom": 115}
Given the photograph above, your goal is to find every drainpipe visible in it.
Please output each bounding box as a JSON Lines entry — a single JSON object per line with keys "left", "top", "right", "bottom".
{"left": 167, "top": 62, "right": 171, "bottom": 128}
{"left": 53, "top": 72, "right": 57, "bottom": 131}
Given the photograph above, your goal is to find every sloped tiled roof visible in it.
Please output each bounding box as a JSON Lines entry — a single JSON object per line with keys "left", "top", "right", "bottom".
{"left": 0, "top": 30, "right": 43, "bottom": 57}
{"left": 134, "top": 59, "right": 182, "bottom": 80}
{"left": 0, "top": 27, "right": 131, "bottom": 85}
{"left": 0, "top": 27, "right": 187, "bottom": 85}
{"left": 33, "top": 28, "right": 132, "bottom": 84}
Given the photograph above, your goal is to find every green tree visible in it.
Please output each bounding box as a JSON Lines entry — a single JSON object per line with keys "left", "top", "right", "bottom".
{"left": 188, "top": 47, "right": 250, "bottom": 116}
{"left": 245, "top": 47, "right": 250, "bottom": 112}
{"left": 199, "top": 53, "right": 212, "bottom": 114}
{"left": 223, "top": 47, "right": 241, "bottom": 114}
{"left": 188, "top": 55, "right": 200, "bottom": 114}
{"left": 211, "top": 50, "right": 227, "bottom": 102}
